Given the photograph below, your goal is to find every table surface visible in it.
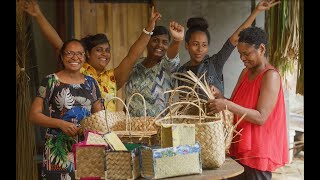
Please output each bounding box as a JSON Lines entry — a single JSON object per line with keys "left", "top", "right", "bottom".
{"left": 138, "top": 157, "right": 244, "bottom": 180}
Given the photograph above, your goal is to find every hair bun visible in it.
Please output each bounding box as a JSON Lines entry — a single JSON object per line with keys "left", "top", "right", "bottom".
{"left": 187, "top": 17, "right": 208, "bottom": 30}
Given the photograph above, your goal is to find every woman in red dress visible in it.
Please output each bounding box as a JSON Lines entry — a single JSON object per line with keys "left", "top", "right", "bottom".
{"left": 207, "top": 26, "right": 289, "bottom": 180}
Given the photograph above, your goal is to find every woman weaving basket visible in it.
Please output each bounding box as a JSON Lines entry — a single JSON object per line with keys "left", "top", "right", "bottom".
{"left": 206, "top": 26, "right": 288, "bottom": 180}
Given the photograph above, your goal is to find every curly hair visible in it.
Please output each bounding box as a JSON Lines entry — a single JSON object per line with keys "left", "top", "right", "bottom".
{"left": 238, "top": 26, "right": 268, "bottom": 57}
{"left": 185, "top": 17, "right": 211, "bottom": 44}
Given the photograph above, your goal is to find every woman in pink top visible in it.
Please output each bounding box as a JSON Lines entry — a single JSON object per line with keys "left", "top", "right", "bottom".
{"left": 207, "top": 26, "right": 288, "bottom": 180}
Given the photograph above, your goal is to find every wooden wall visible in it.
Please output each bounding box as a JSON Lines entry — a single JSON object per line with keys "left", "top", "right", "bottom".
{"left": 73, "top": 0, "right": 150, "bottom": 110}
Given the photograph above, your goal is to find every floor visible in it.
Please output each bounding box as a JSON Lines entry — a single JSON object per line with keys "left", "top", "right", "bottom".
{"left": 272, "top": 151, "right": 304, "bottom": 180}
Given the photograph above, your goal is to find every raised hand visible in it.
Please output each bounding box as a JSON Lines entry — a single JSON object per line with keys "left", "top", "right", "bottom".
{"left": 169, "top": 21, "right": 185, "bottom": 42}
{"left": 256, "top": 0, "right": 281, "bottom": 11}
{"left": 20, "top": 0, "right": 41, "bottom": 17}
{"left": 146, "top": 6, "right": 162, "bottom": 32}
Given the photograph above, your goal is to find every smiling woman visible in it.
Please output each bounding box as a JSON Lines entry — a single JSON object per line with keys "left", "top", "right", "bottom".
{"left": 177, "top": 0, "right": 280, "bottom": 98}
{"left": 28, "top": 39, "right": 104, "bottom": 179}
{"left": 22, "top": 0, "right": 162, "bottom": 112}
{"left": 63, "top": 51, "right": 86, "bottom": 59}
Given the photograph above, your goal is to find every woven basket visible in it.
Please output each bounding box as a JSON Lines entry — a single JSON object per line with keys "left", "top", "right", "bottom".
{"left": 110, "top": 94, "right": 159, "bottom": 146}
{"left": 161, "top": 124, "right": 196, "bottom": 148}
{"left": 105, "top": 151, "right": 140, "bottom": 179}
{"left": 80, "top": 110, "right": 126, "bottom": 133}
{"left": 220, "top": 109, "right": 234, "bottom": 152}
{"left": 140, "top": 143, "right": 202, "bottom": 179}
{"left": 84, "top": 130, "right": 108, "bottom": 146}
{"left": 73, "top": 142, "right": 107, "bottom": 179}
{"left": 155, "top": 86, "right": 225, "bottom": 169}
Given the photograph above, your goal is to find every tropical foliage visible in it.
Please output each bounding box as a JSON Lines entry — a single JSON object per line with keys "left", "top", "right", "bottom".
{"left": 265, "top": 0, "right": 304, "bottom": 95}
{"left": 46, "top": 133, "right": 75, "bottom": 170}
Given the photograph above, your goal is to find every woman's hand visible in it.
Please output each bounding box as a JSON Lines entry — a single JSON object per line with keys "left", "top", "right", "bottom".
{"left": 210, "top": 85, "right": 223, "bottom": 99}
{"left": 146, "top": 6, "right": 162, "bottom": 32}
{"left": 20, "top": 0, "right": 42, "bottom": 17}
{"left": 169, "top": 21, "right": 185, "bottom": 42}
{"left": 206, "top": 98, "right": 228, "bottom": 115}
{"left": 58, "top": 120, "right": 80, "bottom": 137}
{"left": 256, "top": 0, "right": 281, "bottom": 11}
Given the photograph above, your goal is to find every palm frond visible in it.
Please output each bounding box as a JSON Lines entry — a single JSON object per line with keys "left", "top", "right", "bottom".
{"left": 173, "top": 71, "right": 214, "bottom": 99}
{"left": 266, "top": 0, "right": 303, "bottom": 95}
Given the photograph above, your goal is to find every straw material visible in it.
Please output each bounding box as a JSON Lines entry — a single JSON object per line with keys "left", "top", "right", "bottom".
{"left": 102, "top": 132, "right": 127, "bottom": 151}
{"left": 80, "top": 110, "right": 126, "bottom": 133}
{"left": 129, "top": 116, "right": 158, "bottom": 131}
{"left": 220, "top": 109, "right": 234, "bottom": 152}
{"left": 155, "top": 86, "right": 226, "bottom": 169}
{"left": 106, "top": 151, "right": 140, "bottom": 179}
{"left": 115, "top": 131, "right": 159, "bottom": 146}
{"left": 140, "top": 143, "right": 202, "bottom": 179}
{"left": 141, "top": 149, "right": 154, "bottom": 178}
{"left": 75, "top": 146, "right": 106, "bottom": 179}
{"left": 196, "top": 120, "right": 225, "bottom": 169}
{"left": 154, "top": 153, "right": 201, "bottom": 179}
{"left": 161, "top": 124, "right": 195, "bottom": 148}
{"left": 111, "top": 93, "right": 160, "bottom": 145}
{"left": 111, "top": 116, "right": 158, "bottom": 131}
{"left": 16, "top": 2, "right": 38, "bottom": 179}
{"left": 85, "top": 131, "right": 108, "bottom": 146}
{"left": 127, "top": 93, "right": 158, "bottom": 132}
{"left": 170, "top": 73, "right": 241, "bottom": 150}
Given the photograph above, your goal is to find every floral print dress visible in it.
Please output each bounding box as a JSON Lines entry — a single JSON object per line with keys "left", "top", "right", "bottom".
{"left": 36, "top": 73, "right": 101, "bottom": 180}
{"left": 80, "top": 62, "right": 117, "bottom": 111}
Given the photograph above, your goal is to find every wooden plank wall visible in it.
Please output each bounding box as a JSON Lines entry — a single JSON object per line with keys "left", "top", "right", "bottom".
{"left": 73, "top": 0, "right": 150, "bottom": 111}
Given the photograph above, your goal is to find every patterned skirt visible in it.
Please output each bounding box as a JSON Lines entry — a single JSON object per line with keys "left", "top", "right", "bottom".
{"left": 41, "top": 131, "right": 80, "bottom": 180}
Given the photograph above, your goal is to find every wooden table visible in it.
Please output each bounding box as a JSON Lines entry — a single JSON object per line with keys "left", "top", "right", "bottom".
{"left": 138, "top": 157, "right": 244, "bottom": 180}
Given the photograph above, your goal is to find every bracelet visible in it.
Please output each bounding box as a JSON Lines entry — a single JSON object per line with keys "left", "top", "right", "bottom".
{"left": 143, "top": 28, "right": 153, "bottom": 35}
{"left": 173, "top": 38, "right": 184, "bottom": 42}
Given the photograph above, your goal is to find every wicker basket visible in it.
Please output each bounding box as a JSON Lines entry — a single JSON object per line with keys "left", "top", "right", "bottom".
{"left": 105, "top": 147, "right": 140, "bottom": 180}
{"left": 161, "top": 124, "right": 196, "bottom": 148}
{"left": 111, "top": 94, "right": 159, "bottom": 146}
{"left": 80, "top": 110, "right": 126, "bottom": 133}
{"left": 73, "top": 142, "right": 107, "bottom": 179}
{"left": 140, "top": 143, "right": 202, "bottom": 179}
{"left": 155, "top": 86, "right": 226, "bottom": 169}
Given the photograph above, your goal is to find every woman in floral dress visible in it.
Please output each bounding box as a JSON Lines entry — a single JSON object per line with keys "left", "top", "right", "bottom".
{"left": 29, "top": 39, "right": 103, "bottom": 180}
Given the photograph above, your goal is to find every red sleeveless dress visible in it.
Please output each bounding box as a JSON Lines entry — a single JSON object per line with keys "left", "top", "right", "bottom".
{"left": 229, "top": 65, "right": 289, "bottom": 171}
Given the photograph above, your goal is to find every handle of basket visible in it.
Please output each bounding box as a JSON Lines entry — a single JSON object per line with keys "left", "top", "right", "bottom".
{"left": 163, "top": 86, "right": 202, "bottom": 123}
{"left": 154, "top": 101, "right": 206, "bottom": 126}
{"left": 126, "top": 93, "right": 148, "bottom": 137}
{"left": 104, "top": 97, "right": 131, "bottom": 134}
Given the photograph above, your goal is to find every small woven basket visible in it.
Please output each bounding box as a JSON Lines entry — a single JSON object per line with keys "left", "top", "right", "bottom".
{"left": 140, "top": 143, "right": 202, "bottom": 179}
{"left": 105, "top": 150, "right": 140, "bottom": 180}
{"left": 73, "top": 142, "right": 107, "bottom": 179}
{"left": 109, "top": 93, "right": 159, "bottom": 146}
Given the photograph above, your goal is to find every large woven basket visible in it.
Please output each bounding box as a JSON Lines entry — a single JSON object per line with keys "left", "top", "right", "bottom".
{"left": 155, "top": 86, "right": 226, "bottom": 169}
